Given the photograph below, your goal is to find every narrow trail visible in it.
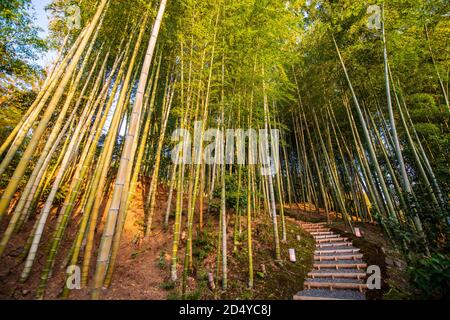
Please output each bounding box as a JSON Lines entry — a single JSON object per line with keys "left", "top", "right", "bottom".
{"left": 294, "top": 222, "right": 367, "bottom": 300}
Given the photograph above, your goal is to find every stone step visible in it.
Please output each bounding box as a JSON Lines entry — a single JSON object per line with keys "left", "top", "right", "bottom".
{"left": 308, "top": 272, "right": 366, "bottom": 280}
{"left": 314, "top": 263, "right": 367, "bottom": 270}
{"left": 295, "top": 220, "right": 367, "bottom": 300}
{"left": 314, "top": 234, "right": 339, "bottom": 239}
{"left": 304, "top": 229, "right": 330, "bottom": 234}
{"left": 300, "top": 222, "right": 327, "bottom": 227}
{"left": 305, "top": 277, "right": 364, "bottom": 284}
{"left": 316, "top": 237, "right": 348, "bottom": 243}
{"left": 314, "top": 254, "right": 363, "bottom": 261}
{"left": 294, "top": 289, "right": 366, "bottom": 300}
{"left": 310, "top": 231, "right": 334, "bottom": 236}
{"left": 304, "top": 281, "right": 368, "bottom": 292}
{"left": 316, "top": 242, "right": 352, "bottom": 248}
{"left": 311, "top": 268, "right": 363, "bottom": 274}
{"left": 315, "top": 248, "right": 360, "bottom": 255}
{"left": 302, "top": 227, "right": 330, "bottom": 232}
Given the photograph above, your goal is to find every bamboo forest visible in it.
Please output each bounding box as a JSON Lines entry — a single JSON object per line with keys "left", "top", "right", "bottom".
{"left": 0, "top": 0, "right": 448, "bottom": 302}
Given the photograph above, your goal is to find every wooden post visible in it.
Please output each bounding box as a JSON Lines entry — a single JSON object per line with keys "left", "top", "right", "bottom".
{"left": 208, "top": 273, "right": 215, "bottom": 290}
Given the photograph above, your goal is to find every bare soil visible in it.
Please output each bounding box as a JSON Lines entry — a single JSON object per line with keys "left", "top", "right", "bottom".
{"left": 0, "top": 183, "right": 173, "bottom": 300}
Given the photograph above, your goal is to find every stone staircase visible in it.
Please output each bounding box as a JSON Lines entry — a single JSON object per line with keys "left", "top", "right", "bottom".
{"left": 294, "top": 222, "right": 367, "bottom": 300}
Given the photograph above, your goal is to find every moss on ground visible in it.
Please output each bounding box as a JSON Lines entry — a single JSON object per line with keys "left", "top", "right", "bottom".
{"left": 169, "top": 215, "right": 315, "bottom": 300}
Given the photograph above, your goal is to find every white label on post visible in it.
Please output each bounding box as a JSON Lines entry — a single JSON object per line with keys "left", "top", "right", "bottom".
{"left": 355, "top": 227, "right": 362, "bottom": 237}
{"left": 289, "top": 248, "right": 296, "bottom": 262}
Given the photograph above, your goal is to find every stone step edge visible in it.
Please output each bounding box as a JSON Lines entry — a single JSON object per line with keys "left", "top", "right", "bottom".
{"left": 315, "top": 248, "right": 360, "bottom": 254}
{"left": 314, "top": 254, "right": 364, "bottom": 261}
{"left": 307, "top": 272, "right": 366, "bottom": 279}
{"left": 304, "top": 281, "right": 368, "bottom": 292}
{"left": 314, "top": 263, "right": 367, "bottom": 270}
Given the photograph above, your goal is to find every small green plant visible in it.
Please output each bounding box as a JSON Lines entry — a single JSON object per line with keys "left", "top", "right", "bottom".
{"left": 240, "top": 289, "right": 254, "bottom": 300}
{"left": 196, "top": 269, "right": 208, "bottom": 281}
{"left": 167, "top": 292, "right": 181, "bottom": 300}
{"left": 183, "top": 289, "right": 202, "bottom": 300}
{"left": 383, "top": 286, "right": 409, "bottom": 300}
{"left": 160, "top": 280, "right": 175, "bottom": 290}
{"left": 408, "top": 253, "right": 450, "bottom": 299}
{"left": 158, "top": 251, "right": 166, "bottom": 269}
{"left": 134, "top": 219, "right": 146, "bottom": 234}
{"left": 192, "top": 230, "right": 214, "bottom": 261}
{"left": 212, "top": 174, "right": 248, "bottom": 211}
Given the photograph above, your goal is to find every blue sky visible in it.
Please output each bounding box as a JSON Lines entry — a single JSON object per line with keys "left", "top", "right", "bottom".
{"left": 31, "top": 0, "right": 51, "bottom": 37}
{"left": 30, "top": 0, "right": 55, "bottom": 67}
